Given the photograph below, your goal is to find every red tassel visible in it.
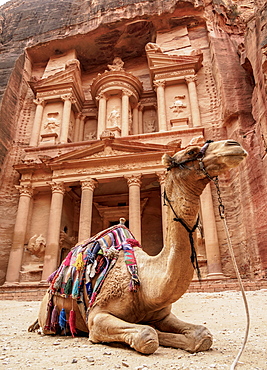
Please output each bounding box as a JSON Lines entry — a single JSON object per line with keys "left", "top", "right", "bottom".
{"left": 64, "top": 251, "right": 73, "bottom": 266}
{"left": 69, "top": 309, "right": 77, "bottom": 338}
{"left": 126, "top": 238, "right": 141, "bottom": 248}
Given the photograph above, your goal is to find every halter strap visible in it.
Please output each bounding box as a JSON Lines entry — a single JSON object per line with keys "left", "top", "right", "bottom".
{"left": 164, "top": 190, "right": 201, "bottom": 280}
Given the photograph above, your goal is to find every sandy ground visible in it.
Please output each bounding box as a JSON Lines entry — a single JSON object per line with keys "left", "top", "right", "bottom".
{"left": 0, "top": 290, "right": 266, "bottom": 370}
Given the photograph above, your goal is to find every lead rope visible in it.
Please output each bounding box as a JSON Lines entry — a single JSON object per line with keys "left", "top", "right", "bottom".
{"left": 206, "top": 174, "right": 250, "bottom": 370}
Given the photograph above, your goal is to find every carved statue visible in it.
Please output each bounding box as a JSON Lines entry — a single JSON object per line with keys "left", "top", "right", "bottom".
{"left": 107, "top": 57, "right": 124, "bottom": 71}
{"left": 108, "top": 108, "right": 120, "bottom": 127}
{"left": 27, "top": 234, "right": 46, "bottom": 258}
{"left": 29, "top": 140, "right": 247, "bottom": 356}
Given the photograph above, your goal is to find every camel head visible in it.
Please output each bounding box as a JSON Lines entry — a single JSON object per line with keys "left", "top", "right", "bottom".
{"left": 162, "top": 140, "right": 247, "bottom": 182}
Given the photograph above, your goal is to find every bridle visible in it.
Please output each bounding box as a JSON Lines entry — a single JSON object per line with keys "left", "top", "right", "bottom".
{"left": 164, "top": 140, "right": 214, "bottom": 280}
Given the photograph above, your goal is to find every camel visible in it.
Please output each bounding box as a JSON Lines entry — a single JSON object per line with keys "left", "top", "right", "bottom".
{"left": 30, "top": 139, "right": 247, "bottom": 355}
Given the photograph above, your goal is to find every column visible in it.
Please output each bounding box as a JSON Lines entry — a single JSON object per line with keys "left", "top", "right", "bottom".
{"left": 5, "top": 184, "right": 33, "bottom": 283}
{"left": 126, "top": 174, "right": 142, "bottom": 242}
{"left": 185, "top": 76, "right": 201, "bottom": 127}
{"left": 157, "top": 172, "right": 168, "bottom": 245}
{"left": 138, "top": 103, "right": 143, "bottom": 134}
{"left": 154, "top": 80, "right": 167, "bottom": 131}
{"left": 78, "top": 114, "right": 86, "bottom": 141}
{"left": 96, "top": 92, "right": 107, "bottom": 139}
{"left": 41, "top": 182, "right": 65, "bottom": 281}
{"left": 121, "top": 90, "right": 131, "bottom": 137}
{"left": 73, "top": 113, "right": 81, "bottom": 142}
{"left": 29, "top": 98, "right": 45, "bottom": 146}
{"left": 200, "top": 183, "right": 225, "bottom": 279}
{"left": 132, "top": 105, "right": 139, "bottom": 135}
{"left": 60, "top": 94, "right": 75, "bottom": 144}
{"left": 78, "top": 178, "right": 96, "bottom": 242}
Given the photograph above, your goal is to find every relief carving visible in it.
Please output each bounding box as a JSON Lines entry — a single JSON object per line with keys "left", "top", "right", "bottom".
{"left": 169, "top": 95, "right": 187, "bottom": 116}
{"left": 27, "top": 234, "right": 46, "bottom": 258}
{"left": 43, "top": 112, "right": 60, "bottom": 135}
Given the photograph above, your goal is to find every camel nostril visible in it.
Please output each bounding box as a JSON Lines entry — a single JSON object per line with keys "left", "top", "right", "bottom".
{"left": 225, "top": 140, "right": 240, "bottom": 146}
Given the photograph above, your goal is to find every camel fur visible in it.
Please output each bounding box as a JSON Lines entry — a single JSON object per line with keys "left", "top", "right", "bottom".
{"left": 30, "top": 139, "right": 247, "bottom": 355}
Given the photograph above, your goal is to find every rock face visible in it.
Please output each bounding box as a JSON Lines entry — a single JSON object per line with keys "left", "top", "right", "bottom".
{"left": 0, "top": 0, "right": 266, "bottom": 285}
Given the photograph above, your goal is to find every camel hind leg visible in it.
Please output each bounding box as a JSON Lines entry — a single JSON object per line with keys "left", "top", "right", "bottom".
{"left": 154, "top": 312, "right": 213, "bottom": 353}
{"left": 89, "top": 311, "right": 159, "bottom": 354}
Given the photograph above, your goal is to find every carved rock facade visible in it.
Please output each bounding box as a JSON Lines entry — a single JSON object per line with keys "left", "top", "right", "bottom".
{"left": 0, "top": 0, "right": 266, "bottom": 285}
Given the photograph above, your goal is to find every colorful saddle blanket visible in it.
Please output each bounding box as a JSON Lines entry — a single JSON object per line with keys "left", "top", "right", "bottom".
{"left": 48, "top": 224, "right": 141, "bottom": 307}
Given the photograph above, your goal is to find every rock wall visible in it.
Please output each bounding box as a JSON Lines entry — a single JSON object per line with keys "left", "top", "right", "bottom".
{"left": 0, "top": 0, "right": 267, "bottom": 284}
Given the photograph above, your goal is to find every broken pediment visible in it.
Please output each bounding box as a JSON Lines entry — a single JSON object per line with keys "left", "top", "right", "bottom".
{"left": 29, "top": 58, "right": 84, "bottom": 105}
{"left": 145, "top": 42, "right": 203, "bottom": 80}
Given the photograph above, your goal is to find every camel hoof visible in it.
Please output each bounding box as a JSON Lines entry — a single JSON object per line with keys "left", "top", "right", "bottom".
{"left": 194, "top": 335, "right": 213, "bottom": 352}
{"left": 131, "top": 327, "right": 159, "bottom": 354}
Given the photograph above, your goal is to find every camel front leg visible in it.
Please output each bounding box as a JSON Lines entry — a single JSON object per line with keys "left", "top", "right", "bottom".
{"left": 154, "top": 312, "right": 213, "bottom": 353}
{"left": 88, "top": 312, "right": 159, "bottom": 354}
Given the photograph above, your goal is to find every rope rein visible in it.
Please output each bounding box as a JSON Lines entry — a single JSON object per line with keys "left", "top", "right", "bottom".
{"left": 201, "top": 166, "right": 250, "bottom": 370}
{"left": 165, "top": 140, "right": 250, "bottom": 369}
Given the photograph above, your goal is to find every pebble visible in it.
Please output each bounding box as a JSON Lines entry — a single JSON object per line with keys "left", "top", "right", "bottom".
{"left": 72, "top": 358, "right": 78, "bottom": 363}
{"left": 85, "top": 356, "right": 95, "bottom": 363}
{"left": 122, "top": 360, "right": 129, "bottom": 367}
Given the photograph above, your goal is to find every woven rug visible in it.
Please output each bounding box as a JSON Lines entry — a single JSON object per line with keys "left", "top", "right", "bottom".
{"left": 48, "top": 224, "right": 141, "bottom": 307}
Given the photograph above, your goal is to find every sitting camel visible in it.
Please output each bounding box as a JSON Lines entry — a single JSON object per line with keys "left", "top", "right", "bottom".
{"left": 30, "top": 139, "right": 247, "bottom": 354}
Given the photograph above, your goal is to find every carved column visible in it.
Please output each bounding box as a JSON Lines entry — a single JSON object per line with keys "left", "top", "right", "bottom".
{"left": 138, "top": 103, "right": 143, "bottom": 134}
{"left": 185, "top": 76, "right": 201, "bottom": 127}
{"left": 42, "top": 182, "right": 65, "bottom": 281}
{"left": 126, "top": 174, "right": 142, "bottom": 242}
{"left": 78, "top": 178, "right": 96, "bottom": 242}
{"left": 154, "top": 80, "right": 167, "bottom": 131}
{"left": 30, "top": 98, "right": 45, "bottom": 146}
{"left": 5, "top": 184, "right": 33, "bottom": 283}
{"left": 96, "top": 93, "right": 107, "bottom": 139}
{"left": 78, "top": 114, "right": 86, "bottom": 141}
{"left": 200, "top": 183, "right": 225, "bottom": 279}
{"left": 132, "top": 105, "right": 139, "bottom": 135}
{"left": 121, "top": 90, "right": 131, "bottom": 137}
{"left": 74, "top": 113, "right": 81, "bottom": 142}
{"left": 60, "top": 94, "right": 75, "bottom": 143}
{"left": 157, "top": 172, "right": 168, "bottom": 245}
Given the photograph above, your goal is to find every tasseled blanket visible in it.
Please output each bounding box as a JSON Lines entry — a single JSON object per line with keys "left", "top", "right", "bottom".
{"left": 48, "top": 224, "right": 141, "bottom": 307}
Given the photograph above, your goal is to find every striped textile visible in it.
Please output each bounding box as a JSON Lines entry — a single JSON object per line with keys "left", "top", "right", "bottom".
{"left": 48, "top": 224, "right": 141, "bottom": 307}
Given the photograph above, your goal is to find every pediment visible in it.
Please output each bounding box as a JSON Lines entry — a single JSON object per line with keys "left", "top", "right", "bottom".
{"left": 146, "top": 43, "right": 203, "bottom": 78}
{"left": 50, "top": 139, "right": 172, "bottom": 164}
{"left": 29, "top": 60, "right": 83, "bottom": 98}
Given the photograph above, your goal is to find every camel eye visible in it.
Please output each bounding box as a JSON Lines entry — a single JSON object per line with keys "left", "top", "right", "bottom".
{"left": 187, "top": 150, "right": 196, "bottom": 156}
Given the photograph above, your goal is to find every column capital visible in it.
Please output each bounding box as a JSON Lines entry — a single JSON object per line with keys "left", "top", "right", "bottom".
{"left": 122, "top": 89, "right": 132, "bottom": 97}
{"left": 185, "top": 75, "right": 197, "bottom": 83}
{"left": 33, "top": 97, "right": 45, "bottom": 106}
{"left": 96, "top": 92, "right": 107, "bottom": 101}
{"left": 154, "top": 80, "right": 166, "bottom": 89}
{"left": 125, "top": 174, "right": 142, "bottom": 187}
{"left": 15, "top": 184, "right": 33, "bottom": 197}
{"left": 61, "top": 93, "right": 76, "bottom": 104}
{"left": 156, "top": 172, "right": 166, "bottom": 185}
{"left": 137, "top": 102, "right": 144, "bottom": 111}
{"left": 49, "top": 181, "right": 65, "bottom": 195}
{"left": 80, "top": 178, "right": 97, "bottom": 191}
{"left": 77, "top": 112, "right": 86, "bottom": 121}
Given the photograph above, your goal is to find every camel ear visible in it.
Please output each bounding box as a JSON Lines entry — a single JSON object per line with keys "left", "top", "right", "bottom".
{"left": 162, "top": 154, "right": 172, "bottom": 167}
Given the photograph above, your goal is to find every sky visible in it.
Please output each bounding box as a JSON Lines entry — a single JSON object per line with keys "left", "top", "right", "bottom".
{"left": 0, "top": 0, "right": 10, "bottom": 6}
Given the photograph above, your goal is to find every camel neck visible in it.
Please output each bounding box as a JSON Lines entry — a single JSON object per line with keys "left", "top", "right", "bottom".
{"left": 149, "top": 172, "right": 206, "bottom": 307}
